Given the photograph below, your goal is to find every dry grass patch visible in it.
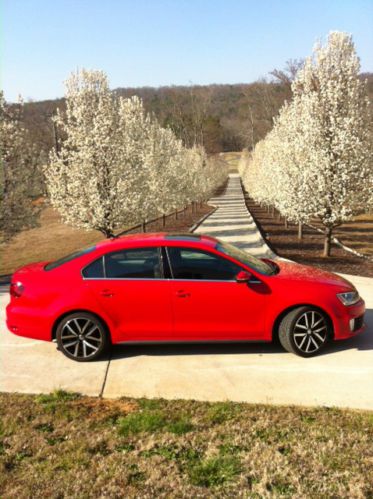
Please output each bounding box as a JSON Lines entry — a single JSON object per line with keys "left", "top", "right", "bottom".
{"left": 220, "top": 152, "right": 241, "bottom": 172}
{"left": 0, "top": 392, "right": 372, "bottom": 497}
{"left": 0, "top": 206, "right": 104, "bottom": 275}
{"left": 0, "top": 201, "right": 214, "bottom": 276}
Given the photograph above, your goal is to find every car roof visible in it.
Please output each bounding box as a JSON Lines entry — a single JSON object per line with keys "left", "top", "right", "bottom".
{"left": 95, "top": 232, "right": 218, "bottom": 251}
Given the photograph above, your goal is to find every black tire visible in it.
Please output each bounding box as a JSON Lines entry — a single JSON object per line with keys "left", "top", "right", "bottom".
{"left": 56, "top": 312, "right": 110, "bottom": 362}
{"left": 278, "top": 306, "right": 330, "bottom": 357}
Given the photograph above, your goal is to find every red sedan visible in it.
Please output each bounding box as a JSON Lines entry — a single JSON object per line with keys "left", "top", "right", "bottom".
{"left": 6, "top": 233, "right": 365, "bottom": 361}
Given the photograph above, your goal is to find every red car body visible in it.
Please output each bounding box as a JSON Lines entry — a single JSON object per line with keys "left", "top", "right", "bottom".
{"left": 6, "top": 233, "right": 365, "bottom": 353}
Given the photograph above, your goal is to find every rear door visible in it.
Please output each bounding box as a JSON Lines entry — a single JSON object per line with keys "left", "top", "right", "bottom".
{"left": 84, "top": 246, "right": 173, "bottom": 342}
{"left": 166, "top": 246, "right": 268, "bottom": 341}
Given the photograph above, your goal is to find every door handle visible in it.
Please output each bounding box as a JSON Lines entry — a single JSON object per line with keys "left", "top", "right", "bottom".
{"left": 100, "top": 289, "right": 114, "bottom": 298}
{"left": 176, "top": 290, "right": 190, "bottom": 298}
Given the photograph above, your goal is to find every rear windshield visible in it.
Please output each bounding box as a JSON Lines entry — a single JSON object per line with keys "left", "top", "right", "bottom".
{"left": 45, "top": 246, "right": 96, "bottom": 271}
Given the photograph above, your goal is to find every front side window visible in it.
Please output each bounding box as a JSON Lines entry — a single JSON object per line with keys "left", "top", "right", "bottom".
{"left": 167, "top": 247, "right": 241, "bottom": 281}
{"left": 105, "top": 247, "right": 161, "bottom": 279}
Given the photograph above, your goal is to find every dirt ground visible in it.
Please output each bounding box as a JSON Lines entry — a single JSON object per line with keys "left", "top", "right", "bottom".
{"left": 245, "top": 196, "right": 373, "bottom": 278}
{"left": 0, "top": 203, "right": 213, "bottom": 277}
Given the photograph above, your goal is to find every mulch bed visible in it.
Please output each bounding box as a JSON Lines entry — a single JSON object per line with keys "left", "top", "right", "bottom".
{"left": 244, "top": 195, "right": 373, "bottom": 278}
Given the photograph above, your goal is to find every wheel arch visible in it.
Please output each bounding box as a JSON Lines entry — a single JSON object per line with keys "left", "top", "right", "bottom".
{"left": 51, "top": 309, "right": 112, "bottom": 343}
{"left": 271, "top": 303, "right": 334, "bottom": 342}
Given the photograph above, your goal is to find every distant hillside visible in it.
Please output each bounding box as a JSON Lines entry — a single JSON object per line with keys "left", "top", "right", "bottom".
{"left": 20, "top": 73, "right": 373, "bottom": 163}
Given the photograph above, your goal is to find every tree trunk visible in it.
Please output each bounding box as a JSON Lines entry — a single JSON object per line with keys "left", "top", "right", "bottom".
{"left": 52, "top": 119, "right": 60, "bottom": 155}
{"left": 323, "top": 227, "right": 333, "bottom": 257}
{"left": 284, "top": 219, "right": 288, "bottom": 229}
{"left": 278, "top": 211, "right": 281, "bottom": 220}
{"left": 162, "top": 214, "right": 166, "bottom": 227}
{"left": 101, "top": 228, "right": 114, "bottom": 238}
{"left": 142, "top": 220, "right": 146, "bottom": 233}
{"left": 298, "top": 222, "right": 303, "bottom": 240}
{"left": 271, "top": 207, "right": 275, "bottom": 217}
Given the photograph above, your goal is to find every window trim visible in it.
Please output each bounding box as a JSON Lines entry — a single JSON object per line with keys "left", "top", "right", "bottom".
{"left": 81, "top": 247, "right": 164, "bottom": 280}
{"left": 164, "top": 246, "right": 242, "bottom": 283}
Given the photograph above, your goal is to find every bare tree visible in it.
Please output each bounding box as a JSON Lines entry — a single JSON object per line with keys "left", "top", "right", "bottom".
{"left": 270, "top": 59, "right": 305, "bottom": 87}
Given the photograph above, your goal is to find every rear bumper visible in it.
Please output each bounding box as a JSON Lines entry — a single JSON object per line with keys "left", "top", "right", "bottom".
{"left": 333, "top": 299, "right": 366, "bottom": 340}
{"left": 6, "top": 302, "right": 52, "bottom": 341}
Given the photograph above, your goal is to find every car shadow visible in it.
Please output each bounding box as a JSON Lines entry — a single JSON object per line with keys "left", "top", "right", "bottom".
{"left": 108, "top": 307, "right": 373, "bottom": 360}
{"left": 110, "top": 341, "right": 284, "bottom": 360}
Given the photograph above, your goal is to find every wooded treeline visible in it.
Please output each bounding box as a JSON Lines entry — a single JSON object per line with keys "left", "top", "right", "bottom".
{"left": 19, "top": 72, "right": 373, "bottom": 163}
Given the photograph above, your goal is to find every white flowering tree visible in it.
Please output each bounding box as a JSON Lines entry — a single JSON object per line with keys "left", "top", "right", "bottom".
{"left": 0, "top": 92, "right": 40, "bottom": 240}
{"left": 292, "top": 32, "right": 372, "bottom": 255}
{"left": 46, "top": 70, "right": 133, "bottom": 237}
{"left": 45, "top": 69, "right": 228, "bottom": 238}
{"left": 242, "top": 32, "right": 372, "bottom": 256}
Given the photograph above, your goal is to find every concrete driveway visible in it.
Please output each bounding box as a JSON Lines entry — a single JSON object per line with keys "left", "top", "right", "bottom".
{"left": 1, "top": 274, "right": 372, "bottom": 409}
{"left": 1, "top": 174, "right": 372, "bottom": 409}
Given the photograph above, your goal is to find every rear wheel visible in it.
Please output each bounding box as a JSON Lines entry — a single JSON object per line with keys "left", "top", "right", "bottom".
{"left": 56, "top": 312, "right": 109, "bottom": 362}
{"left": 278, "top": 306, "right": 330, "bottom": 357}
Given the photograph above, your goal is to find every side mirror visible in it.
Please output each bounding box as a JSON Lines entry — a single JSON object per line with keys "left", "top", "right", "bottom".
{"left": 235, "top": 270, "right": 252, "bottom": 283}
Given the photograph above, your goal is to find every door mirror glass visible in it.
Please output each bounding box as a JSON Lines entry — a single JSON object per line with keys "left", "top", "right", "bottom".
{"left": 235, "top": 270, "right": 252, "bottom": 283}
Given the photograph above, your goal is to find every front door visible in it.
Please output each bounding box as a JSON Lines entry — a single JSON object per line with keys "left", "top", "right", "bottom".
{"left": 166, "top": 246, "right": 268, "bottom": 341}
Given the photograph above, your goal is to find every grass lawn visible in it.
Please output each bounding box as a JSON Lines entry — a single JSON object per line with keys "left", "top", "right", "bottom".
{"left": 0, "top": 392, "right": 372, "bottom": 497}
{"left": 220, "top": 152, "right": 241, "bottom": 172}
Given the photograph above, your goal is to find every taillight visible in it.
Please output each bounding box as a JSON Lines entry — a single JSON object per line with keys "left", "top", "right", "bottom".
{"left": 10, "top": 282, "right": 24, "bottom": 298}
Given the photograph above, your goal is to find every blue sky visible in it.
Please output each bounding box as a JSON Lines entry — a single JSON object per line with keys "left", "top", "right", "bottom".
{"left": 1, "top": 0, "right": 372, "bottom": 101}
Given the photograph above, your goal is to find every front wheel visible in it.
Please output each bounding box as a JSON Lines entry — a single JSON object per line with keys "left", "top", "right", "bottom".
{"left": 56, "top": 312, "right": 109, "bottom": 362}
{"left": 278, "top": 306, "right": 330, "bottom": 357}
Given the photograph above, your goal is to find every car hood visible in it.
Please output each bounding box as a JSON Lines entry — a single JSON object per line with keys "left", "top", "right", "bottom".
{"left": 273, "top": 259, "right": 354, "bottom": 290}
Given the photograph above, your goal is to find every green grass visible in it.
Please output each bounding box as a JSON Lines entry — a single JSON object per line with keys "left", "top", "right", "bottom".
{"left": 187, "top": 452, "right": 242, "bottom": 487}
{"left": 0, "top": 392, "right": 372, "bottom": 497}
{"left": 118, "top": 410, "right": 166, "bottom": 436}
{"left": 205, "top": 401, "right": 241, "bottom": 424}
{"left": 118, "top": 406, "right": 194, "bottom": 436}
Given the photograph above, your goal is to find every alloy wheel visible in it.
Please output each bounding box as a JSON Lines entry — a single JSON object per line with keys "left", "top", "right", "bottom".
{"left": 60, "top": 317, "right": 103, "bottom": 360}
{"left": 292, "top": 311, "right": 328, "bottom": 354}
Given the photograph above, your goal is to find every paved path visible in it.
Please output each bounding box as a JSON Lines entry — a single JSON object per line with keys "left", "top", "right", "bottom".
{"left": 1, "top": 174, "right": 373, "bottom": 409}
{"left": 194, "top": 174, "right": 275, "bottom": 258}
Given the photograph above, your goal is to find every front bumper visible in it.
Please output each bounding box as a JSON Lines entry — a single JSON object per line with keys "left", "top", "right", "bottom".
{"left": 333, "top": 298, "right": 366, "bottom": 340}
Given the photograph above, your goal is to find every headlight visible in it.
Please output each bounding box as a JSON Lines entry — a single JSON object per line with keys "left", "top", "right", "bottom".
{"left": 337, "top": 291, "right": 360, "bottom": 306}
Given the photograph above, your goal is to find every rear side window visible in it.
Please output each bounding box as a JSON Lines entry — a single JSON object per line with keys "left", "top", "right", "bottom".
{"left": 82, "top": 257, "right": 104, "bottom": 278}
{"left": 45, "top": 246, "right": 96, "bottom": 271}
{"left": 105, "top": 248, "right": 161, "bottom": 279}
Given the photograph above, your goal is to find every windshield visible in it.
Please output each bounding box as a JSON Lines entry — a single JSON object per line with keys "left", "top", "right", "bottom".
{"left": 44, "top": 246, "right": 96, "bottom": 271}
{"left": 215, "top": 240, "right": 274, "bottom": 276}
